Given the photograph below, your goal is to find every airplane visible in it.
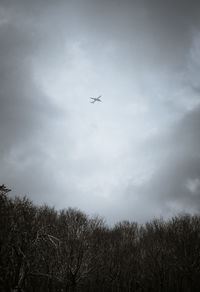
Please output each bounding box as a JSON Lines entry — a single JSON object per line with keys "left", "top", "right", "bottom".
{"left": 90, "top": 95, "right": 102, "bottom": 103}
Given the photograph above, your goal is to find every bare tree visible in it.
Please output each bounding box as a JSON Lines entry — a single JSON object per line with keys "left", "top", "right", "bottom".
{"left": 1, "top": 185, "right": 200, "bottom": 292}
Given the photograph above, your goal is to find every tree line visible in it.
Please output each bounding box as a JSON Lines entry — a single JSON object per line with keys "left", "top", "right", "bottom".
{"left": 1, "top": 184, "right": 200, "bottom": 292}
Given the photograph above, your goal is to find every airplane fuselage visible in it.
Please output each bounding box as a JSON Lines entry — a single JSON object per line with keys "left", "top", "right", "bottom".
{"left": 90, "top": 96, "right": 102, "bottom": 103}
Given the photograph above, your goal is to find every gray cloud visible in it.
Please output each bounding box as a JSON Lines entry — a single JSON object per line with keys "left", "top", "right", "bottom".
{"left": 122, "top": 106, "right": 200, "bottom": 222}
{"left": 0, "top": 23, "right": 50, "bottom": 151}
{"left": 0, "top": 0, "right": 200, "bottom": 224}
{"left": 0, "top": 15, "right": 63, "bottom": 201}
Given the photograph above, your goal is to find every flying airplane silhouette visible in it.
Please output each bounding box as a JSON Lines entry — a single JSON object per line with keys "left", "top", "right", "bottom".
{"left": 90, "top": 95, "right": 102, "bottom": 103}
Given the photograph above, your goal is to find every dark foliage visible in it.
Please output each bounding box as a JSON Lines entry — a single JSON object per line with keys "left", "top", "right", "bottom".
{"left": 1, "top": 185, "right": 200, "bottom": 292}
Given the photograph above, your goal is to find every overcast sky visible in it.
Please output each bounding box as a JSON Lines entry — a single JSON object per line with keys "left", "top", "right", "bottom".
{"left": 1, "top": 0, "right": 200, "bottom": 224}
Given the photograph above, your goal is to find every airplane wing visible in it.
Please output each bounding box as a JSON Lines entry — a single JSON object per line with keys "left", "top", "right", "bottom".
{"left": 89, "top": 96, "right": 102, "bottom": 103}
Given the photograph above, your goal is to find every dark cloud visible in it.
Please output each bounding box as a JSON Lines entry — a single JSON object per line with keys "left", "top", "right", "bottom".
{"left": 125, "top": 106, "right": 200, "bottom": 221}
{"left": 0, "top": 23, "right": 50, "bottom": 152}
{"left": 0, "top": 0, "right": 200, "bottom": 223}
{"left": 77, "top": 0, "right": 200, "bottom": 72}
{"left": 0, "top": 16, "right": 62, "bottom": 202}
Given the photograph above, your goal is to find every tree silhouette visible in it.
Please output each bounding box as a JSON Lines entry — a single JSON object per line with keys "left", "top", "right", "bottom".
{"left": 1, "top": 185, "right": 200, "bottom": 292}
